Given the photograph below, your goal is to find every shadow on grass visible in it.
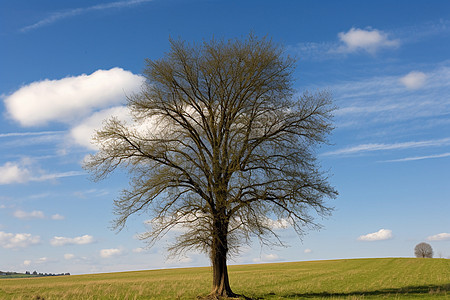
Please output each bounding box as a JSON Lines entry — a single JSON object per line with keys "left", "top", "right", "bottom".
{"left": 258, "top": 284, "right": 450, "bottom": 299}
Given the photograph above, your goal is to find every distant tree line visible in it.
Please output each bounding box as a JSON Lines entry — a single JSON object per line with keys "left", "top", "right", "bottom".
{"left": 0, "top": 271, "right": 70, "bottom": 278}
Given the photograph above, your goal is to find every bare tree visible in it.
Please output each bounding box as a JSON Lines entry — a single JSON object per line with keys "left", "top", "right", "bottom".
{"left": 85, "top": 35, "right": 337, "bottom": 298}
{"left": 415, "top": 242, "right": 433, "bottom": 258}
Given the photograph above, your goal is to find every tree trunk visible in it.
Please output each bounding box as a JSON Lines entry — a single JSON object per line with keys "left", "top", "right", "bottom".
{"left": 208, "top": 217, "right": 236, "bottom": 298}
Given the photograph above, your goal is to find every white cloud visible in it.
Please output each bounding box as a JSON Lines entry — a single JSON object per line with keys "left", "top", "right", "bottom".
{"left": 304, "top": 248, "right": 312, "bottom": 254}
{"left": 336, "top": 27, "right": 399, "bottom": 54}
{"left": 13, "top": 210, "right": 45, "bottom": 220}
{"left": 70, "top": 106, "right": 131, "bottom": 150}
{"left": 50, "top": 235, "right": 94, "bottom": 246}
{"left": 0, "top": 131, "right": 65, "bottom": 138}
{"left": 252, "top": 253, "right": 280, "bottom": 263}
{"left": 262, "top": 217, "right": 290, "bottom": 230}
{"left": 21, "top": 0, "right": 153, "bottom": 32}
{"left": 4, "top": 68, "right": 143, "bottom": 127}
{"left": 100, "top": 248, "right": 123, "bottom": 258}
{"left": 36, "top": 257, "right": 48, "bottom": 264}
{"left": 0, "top": 231, "right": 41, "bottom": 248}
{"left": 358, "top": 229, "right": 393, "bottom": 241}
{"left": 324, "top": 64, "right": 450, "bottom": 139}
{"left": 0, "top": 162, "right": 31, "bottom": 184}
{"left": 383, "top": 152, "right": 450, "bottom": 163}
{"left": 64, "top": 253, "right": 75, "bottom": 260}
{"left": 132, "top": 247, "right": 145, "bottom": 253}
{"left": 23, "top": 260, "right": 32, "bottom": 266}
{"left": 427, "top": 233, "right": 450, "bottom": 241}
{"left": 323, "top": 138, "right": 450, "bottom": 156}
{"left": 51, "top": 214, "right": 65, "bottom": 220}
{"left": 400, "top": 71, "right": 427, "bottom": 90}
{"left": 0, "top": 159, "right": 83, "bottom": 185}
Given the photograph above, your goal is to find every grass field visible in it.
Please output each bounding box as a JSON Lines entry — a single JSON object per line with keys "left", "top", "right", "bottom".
{"left": 0, "top": 258, "right": 448, "bottom": 299}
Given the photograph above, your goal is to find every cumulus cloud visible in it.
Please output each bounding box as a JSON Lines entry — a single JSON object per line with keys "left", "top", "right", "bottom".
{"left": 13, "top": 210, "right": 45, "bottom": 220}
{"left": 0, "top": 231, "right": 41, "bottom": 248}
{"left": 132, "top": 247, "right": 145, "bottom": 253}
{"left": 427, "top": 233, "right": 450, "bottom": 241}
{"left": 304, "top": 248, "right": 312, "bottom": 254}
{"left": 50, "top": 235, "right": 94, "bottom": 246}
{"left": 4, "top": 68, "right": 143, "bottom": 127}
{"left": 100, "top": 248, "right": 123, "bottom": 258}
{"left": 70, "top": 106, "right": 131, "bottom": 150}
{"left": 400, "top": 71, "right": 427, "bottom": 90}
{"left": 0, "top": 162, "right": 31, "bottom": 184}
{"left": 358, "top": 229, "right": 393, "bottom": 241}
{"left": 336, "top": 28, "right": 399, "bottom": 54}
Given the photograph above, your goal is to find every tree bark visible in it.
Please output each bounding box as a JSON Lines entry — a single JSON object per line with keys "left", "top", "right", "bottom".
{"left": 208, "top": 217, "right": 236, "bottom": 298}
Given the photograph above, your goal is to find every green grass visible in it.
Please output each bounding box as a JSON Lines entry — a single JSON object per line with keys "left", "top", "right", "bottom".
{"left": 0, "top": 258, "right": 448, "bottom": 299}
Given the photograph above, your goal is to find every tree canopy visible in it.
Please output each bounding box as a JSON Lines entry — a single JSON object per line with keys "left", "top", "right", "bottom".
{"left": 415, "top": 242, "right": 433, "bottom": 258}
{"left": 85, "top": 35, "right": 337, "bottom": 298}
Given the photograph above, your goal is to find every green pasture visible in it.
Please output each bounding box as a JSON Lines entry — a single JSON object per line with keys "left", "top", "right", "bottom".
{"left": 0, "top": 258, "right": 448, "bottom": 299}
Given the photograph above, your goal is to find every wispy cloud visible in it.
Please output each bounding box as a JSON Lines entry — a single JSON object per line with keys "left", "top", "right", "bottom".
{"left": 0, "top": 131, "right": 65, "bottom": 138}
{"left": 330, "top": 65, "right": 450, "bottom": 130}
{"left": 383, "top": 152, "right": 450, "bottom": 163}
{"left": 0, "top": 159, "right": 84, "bottom": 185}
{"left": 21, "top": 0, "right": 152, "bottom": 32}
{"left": 322, "top": 138, "right": 450, "bottom": 156}
{"left": 358, "top": 229, "right": 393, "bottom": 241}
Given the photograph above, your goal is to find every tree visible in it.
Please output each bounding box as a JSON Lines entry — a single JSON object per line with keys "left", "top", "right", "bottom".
{"left": 85, "top": 35, "right": 337, "bottom": 298}
{"left": 415, "top": 242, "right": 433, "bottom": 258}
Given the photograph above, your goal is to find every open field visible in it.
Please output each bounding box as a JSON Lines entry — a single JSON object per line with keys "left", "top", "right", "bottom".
{"left": 0, "top": 258, "right": 448, "bottom": 299}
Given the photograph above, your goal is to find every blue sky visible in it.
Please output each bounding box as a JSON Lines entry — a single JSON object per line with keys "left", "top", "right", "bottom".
{"left": 1, "top": 0, "right": 449, "bottom": 275}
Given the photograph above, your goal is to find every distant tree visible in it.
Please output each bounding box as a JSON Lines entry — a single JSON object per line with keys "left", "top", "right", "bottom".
{"left": 25, "top": 271, "right": 30, "bottom": 275}
{"left": 415, "top": 242, "right": 433, "bottom": 258}
{"left": 32, "top": 271, "right": 37, "bottom": 275}
{"left": 85, "top": 34, "right": 337, "bottom": 298}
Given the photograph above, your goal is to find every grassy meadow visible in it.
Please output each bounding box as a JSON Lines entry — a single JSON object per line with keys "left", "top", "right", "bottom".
{"left": 0, "top": 258, "right": 448, "bottom": 299}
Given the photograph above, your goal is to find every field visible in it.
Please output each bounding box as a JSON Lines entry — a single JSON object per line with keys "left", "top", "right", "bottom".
{"left": 0, "top": 258, "right": 448, "bottom": 299}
